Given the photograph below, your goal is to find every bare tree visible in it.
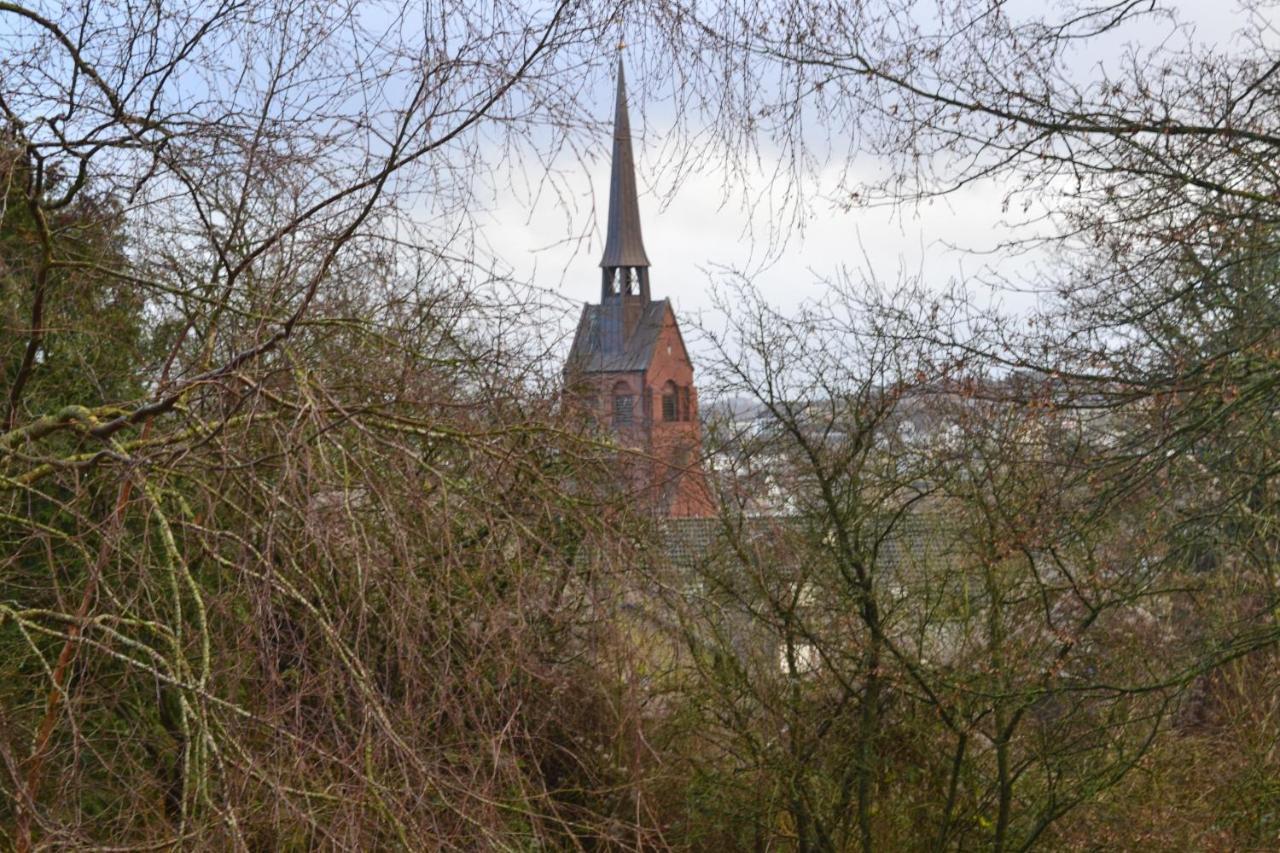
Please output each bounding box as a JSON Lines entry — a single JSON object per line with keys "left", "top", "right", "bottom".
{"left": 636, "top": 2, "right": 1280, "bottom": 847}
{"left": 0, "top": 1, "right": 685, "bottom": 848}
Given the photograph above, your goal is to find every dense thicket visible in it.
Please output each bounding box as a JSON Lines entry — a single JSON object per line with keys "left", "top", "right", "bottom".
{"left": 662, "top": 1, "right": 1280, "bottom": 847}
{"left": 0, "top": 3, "right": 668, "bottom": 847}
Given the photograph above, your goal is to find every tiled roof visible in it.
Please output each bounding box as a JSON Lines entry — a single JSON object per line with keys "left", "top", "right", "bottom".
{"left": 657, "top": 511, "right": 956, "bottom": 574}
{"left": 659, "top": 517, "right": 724, "bottom": 566}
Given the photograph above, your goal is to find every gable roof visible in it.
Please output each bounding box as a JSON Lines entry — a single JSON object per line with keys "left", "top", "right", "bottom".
{"left": 566, "top": 298, "right": 670, "bottom": 374}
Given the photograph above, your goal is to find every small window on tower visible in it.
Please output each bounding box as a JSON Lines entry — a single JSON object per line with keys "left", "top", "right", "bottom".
{"left": 661, "top": 380, "right": 678, "bottom": 422}
{"left": 680, "top": 386, "right": 692, "bottom": 421}
{"left": 612, "top": 381, "right": 634, "bottom": 428}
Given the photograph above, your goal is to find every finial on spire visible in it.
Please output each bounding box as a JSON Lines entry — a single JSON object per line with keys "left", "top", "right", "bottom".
{"left": 600, "top": 57, "right": 651, "bottom": 301}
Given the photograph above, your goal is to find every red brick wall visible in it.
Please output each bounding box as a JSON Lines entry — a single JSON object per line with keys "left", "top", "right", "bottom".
{"left": 642, "top": 308, "right": 714, "bottom": 518}
{"left": 566, "top": 305, "right": 715, "bottom": 518}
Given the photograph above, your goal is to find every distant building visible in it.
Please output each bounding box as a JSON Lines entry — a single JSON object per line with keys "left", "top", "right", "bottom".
{"left": 564, "top": 60, "right": 714, "bottom": 519}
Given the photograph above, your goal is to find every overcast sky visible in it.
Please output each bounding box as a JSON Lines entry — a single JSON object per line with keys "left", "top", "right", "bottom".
{"left": 467, "top": 1, "right": 1269, "bottom": 355}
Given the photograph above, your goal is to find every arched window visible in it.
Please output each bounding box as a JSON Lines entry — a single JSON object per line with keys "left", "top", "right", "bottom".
{"left": 661, "top": 380, "right": 678, "bottom": 422}
{"left": 612, "top": 381, "right": 634, "bottom": 428}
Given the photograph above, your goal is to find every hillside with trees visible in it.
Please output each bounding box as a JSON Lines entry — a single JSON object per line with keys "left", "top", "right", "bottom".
{"left": 2, "top": 0, "right": 1278, "bottom": 849}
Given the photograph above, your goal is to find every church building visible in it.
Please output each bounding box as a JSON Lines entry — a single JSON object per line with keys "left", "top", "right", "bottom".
{"left": 564, "top": 61, "right": 714, "bottom": 519}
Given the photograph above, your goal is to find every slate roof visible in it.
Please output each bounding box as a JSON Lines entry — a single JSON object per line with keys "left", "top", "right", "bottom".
{"left": 600, "top": 59, "right": 650, "bottom": 270}
{"left": 565, "top": 299, "right": 669, "bottom": 374}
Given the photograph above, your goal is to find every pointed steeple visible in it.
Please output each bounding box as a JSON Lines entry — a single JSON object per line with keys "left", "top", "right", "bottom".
{"left": 600, "top": 58, "right": 651, "bottom": 301}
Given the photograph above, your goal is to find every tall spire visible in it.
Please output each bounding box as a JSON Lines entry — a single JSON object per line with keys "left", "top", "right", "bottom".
{"left": 600, "top": 57, "right": 651, "bottom": 301}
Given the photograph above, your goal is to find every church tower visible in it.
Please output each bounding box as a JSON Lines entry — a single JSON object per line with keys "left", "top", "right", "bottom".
{"left": 564, "top": 59, "right": 714, "bottom": 519}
